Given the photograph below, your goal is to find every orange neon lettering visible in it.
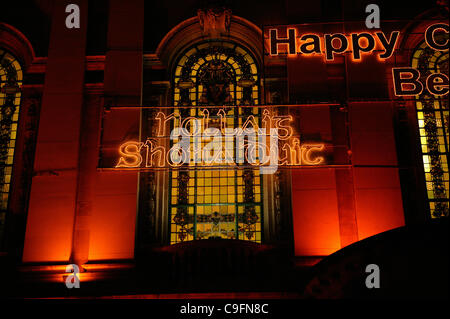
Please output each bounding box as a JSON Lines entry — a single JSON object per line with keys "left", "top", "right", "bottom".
{"left": 116, "top": 107, "right": 328, "bottom": 169}
{"left": 301, "top": 144, "right": 325, "bottom": 165}
{"left": 116, "top": 141, "right": 143, "bottom": 168}
{"left": 144, "top": 139, "right": 165, "bottom": 167}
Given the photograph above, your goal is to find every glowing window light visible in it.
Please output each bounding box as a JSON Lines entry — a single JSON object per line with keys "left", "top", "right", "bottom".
{"left": 170, "top": 41, "right": 262, "bottom": 244}
{"left": 412, "top": 39, "right": 449, "bottom": 218}
{"left": 0, "top": 50, "right": 22, "bottom": 248}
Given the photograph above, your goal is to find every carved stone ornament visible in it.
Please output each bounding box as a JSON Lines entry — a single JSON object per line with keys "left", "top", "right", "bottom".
{"left": 197, "top": 7, "right": 232, "bottom": 37}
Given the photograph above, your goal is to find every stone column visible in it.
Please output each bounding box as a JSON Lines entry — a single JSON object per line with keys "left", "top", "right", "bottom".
{"left": 23, "top": 0, "right": 88, "bottom": 263}
{"left": 331, "top": 105, "right": 359, "bottom": 248}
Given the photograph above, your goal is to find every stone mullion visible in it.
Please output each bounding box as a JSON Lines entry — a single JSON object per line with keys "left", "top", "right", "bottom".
{"left": 173, "top": 107, "right": 192, "bottom": 242}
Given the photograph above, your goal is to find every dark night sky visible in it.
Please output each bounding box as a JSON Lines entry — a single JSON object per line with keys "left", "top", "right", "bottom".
{"left": 0, "top": 0, "right": 440, "bottom": 57}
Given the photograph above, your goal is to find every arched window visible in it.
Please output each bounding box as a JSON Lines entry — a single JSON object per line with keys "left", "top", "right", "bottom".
{"left": 0, "top": 49, "right": 23, "bottom": 245}
{"left": 411, "top": 40, "right": 449, "bottom": 218}
{"left": 169, "top": 41, "right": 262, "bottom": 243}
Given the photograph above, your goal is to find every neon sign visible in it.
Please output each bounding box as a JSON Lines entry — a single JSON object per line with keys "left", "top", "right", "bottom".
{"left": 268, "top": 28, "right": 400, "bottom": 61}
{"left": 267, "top": 23, "right": 449, "bottom": 97}
{"left": 115, "top": 107, "right": 326, "bottom": 174}
{"left": 392, "top": 23, "right": 449, "bottom": 97}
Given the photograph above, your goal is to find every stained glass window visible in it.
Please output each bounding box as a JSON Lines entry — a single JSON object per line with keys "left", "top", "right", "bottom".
{"left": 411, "top": 40, "right": 449, "bottom": 218}
{"left": 169, "top": 41, "right": 262, "bottom": 244}
{"left": 0, "top": 49, "right": 22, "bottom": 246}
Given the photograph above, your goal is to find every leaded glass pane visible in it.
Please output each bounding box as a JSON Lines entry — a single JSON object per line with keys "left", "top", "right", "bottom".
{"left": 0, "top": 50, "right": 22, "bottom": 246}
{"left": 412, "top": 39, "right": 449, "bottom": 218}
{"left": 169, "top": 41, "right": 262, "bottom": 243}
